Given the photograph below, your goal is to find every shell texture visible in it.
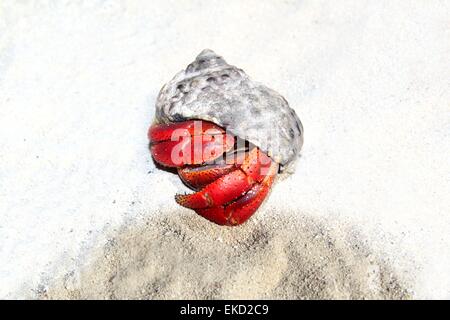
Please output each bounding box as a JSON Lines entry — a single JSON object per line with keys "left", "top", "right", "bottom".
{"left": 155, "top": 49, "right": 303, "bottom": 170}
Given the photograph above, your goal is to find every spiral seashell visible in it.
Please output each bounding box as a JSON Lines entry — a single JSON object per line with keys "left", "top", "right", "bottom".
{"left": 155, "top": 49, "right": 304, "bottom": 171}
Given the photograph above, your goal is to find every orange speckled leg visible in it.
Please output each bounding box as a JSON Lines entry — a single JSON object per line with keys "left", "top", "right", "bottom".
{"left": 149, "top": 120, "right": 278, "bottom": 227}
{"left": 175, "top": 148, "right": 271, "bottom": 209}
{"left": 195, "top": 161, "right": 277, "bottom": 226}
{"left": 178, "top": 163, "right": 236, "bottom": 190}
{"left": 226, "top": 162, "right": 277, "bottom": 225}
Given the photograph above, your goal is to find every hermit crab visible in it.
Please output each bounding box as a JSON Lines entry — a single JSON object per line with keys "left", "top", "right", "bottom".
{"left": 148, "top": 49, "right": 303, "bottom": 226}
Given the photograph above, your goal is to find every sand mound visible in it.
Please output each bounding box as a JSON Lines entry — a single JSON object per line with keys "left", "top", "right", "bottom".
{"left": 41, "top": 212, "right": 410, "bottom": 299}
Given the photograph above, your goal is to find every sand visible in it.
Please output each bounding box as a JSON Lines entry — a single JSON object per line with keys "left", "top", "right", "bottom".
{"left": 40, "top": 212, "right": 410, "bottom": 300}
{"left": 1, "top": 1, "right": 449, "bottom": 299}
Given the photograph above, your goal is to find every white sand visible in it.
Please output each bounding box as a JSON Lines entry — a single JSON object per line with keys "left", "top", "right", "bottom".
{"left": 0, "top": 1, "right": 449, "bottom": 299}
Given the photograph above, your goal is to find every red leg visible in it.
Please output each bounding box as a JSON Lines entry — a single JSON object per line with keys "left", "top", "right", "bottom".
{"left": 195, "top": 161, "right": 277, "bottom": 225}
{"left": 178, "top": 163, "right": 236, "bottom": 190}
{"left": 149, "top": 120, "right": 279, "bottom": 226}
{"left": 226, "top": 162, "right": 277, "bottom": 225}
{"left": 175, "top": 169, "right": 251, "bottom": 208}
{"left": 175, "top": 148, "right": 271, "bottom": 209}
{"left": 177, "top": 152, "right": 247, "bottom": 190}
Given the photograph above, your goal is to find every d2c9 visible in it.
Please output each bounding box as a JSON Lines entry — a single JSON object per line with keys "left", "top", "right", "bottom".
{"left": 224, "top": 304, "right": 269, "bottom": 315}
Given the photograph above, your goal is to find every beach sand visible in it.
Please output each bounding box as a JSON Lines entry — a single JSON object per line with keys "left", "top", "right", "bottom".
{"left": 41, "top": 212, "right": 410, "bottom": 299}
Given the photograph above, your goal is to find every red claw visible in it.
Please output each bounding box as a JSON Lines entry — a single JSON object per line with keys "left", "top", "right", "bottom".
{"left": 148, "top": 120, "right": 224, "bottom": 142}
{"left": 149, "top": 120, "right": 235, "bottom": 167}
{"left": 149, "top": 120, "right": 278, "bottom": 226}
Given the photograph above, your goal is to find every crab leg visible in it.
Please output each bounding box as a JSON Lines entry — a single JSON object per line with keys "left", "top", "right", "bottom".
{"left": 175, "top": 148, "right": 272, "bottom": 209}
{"left": 195, "top": 161, "right": 277, "bottom": 225}
{"left": 177, "top": 152, "right": 247, "bottom": 190}
{"left": 178, "top": 163, "right": 236, "bottom": 190}
{"left": 149, "top": 119, "right": 278, "bottom": 226}
{"left": 149, "top": 120, "right": 235, "bottom": 167}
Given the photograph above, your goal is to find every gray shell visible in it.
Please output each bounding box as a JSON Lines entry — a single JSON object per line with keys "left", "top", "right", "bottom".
{"left": 155, "top": 49, "right": 303, "bottom": 171}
